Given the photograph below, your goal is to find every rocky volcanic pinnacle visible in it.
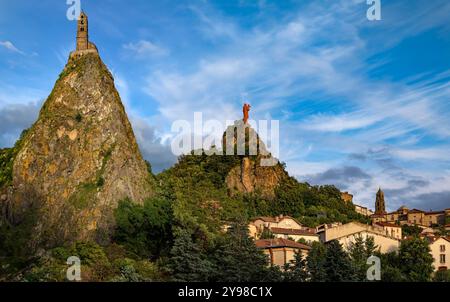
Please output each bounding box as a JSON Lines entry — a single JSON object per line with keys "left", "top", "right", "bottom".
{"left": 222, "top": 120, "right": 288, "bottom": 199}
{"left": 6, "top": 52, "right": 154, "bottom": 246}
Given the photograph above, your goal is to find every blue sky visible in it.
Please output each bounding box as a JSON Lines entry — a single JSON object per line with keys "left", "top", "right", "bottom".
{"left": 1, "top": 0, "right": 449, "bottom": 211}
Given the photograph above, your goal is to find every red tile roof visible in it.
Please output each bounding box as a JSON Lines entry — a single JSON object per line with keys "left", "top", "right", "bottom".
{"left": 255, "top": 238, "right": 311, "bottom": 250}
{"left": 408, "top": 209, "right": 425, "bottom": 214}
{"left": 270, "top": 227, "right": 318, "bottom": 236}
{"left": 424, "top": 211, "right": 445, "bottom": 215}
{"left": 425, "top": 236, "right": 450, "bottom": 244}
{"left": 375, "top": 222, "right": 401, "bottom": 228}
{"left": 386, "top": 211, "right": 399, "bottom": 215}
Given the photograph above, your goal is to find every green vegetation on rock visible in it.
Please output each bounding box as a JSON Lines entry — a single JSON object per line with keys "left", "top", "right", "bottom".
{"left": 0, "top": 129, "right": 29, "bottom": 188}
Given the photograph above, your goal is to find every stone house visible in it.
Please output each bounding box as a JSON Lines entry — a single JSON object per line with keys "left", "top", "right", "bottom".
{"left": 317, "top": 222, "right": 400, "bottom": 253}
{"left": 270, "top": 227, "right": 319, "bottom": 243}
{"left": 426, "top": 237, "right": 450, "bottom": 272}
{"left": 374, "top": 222, "right": 402, "bottom": 240}
{"left": 371, "top": 206, "right": 449, "bottom": 228}
{"left": 250, "top": 215, "right": 319, "bottom": 243}
{"left": 255, "top": 238, "right": 311, "bottom": 268}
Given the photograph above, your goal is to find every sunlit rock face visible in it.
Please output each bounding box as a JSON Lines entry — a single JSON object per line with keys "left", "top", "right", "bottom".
{"left": 6, "top": 52, "right": 154, "bottom": 247}
{"left": 222, "top": 120, "right": 288, "bottom": 199}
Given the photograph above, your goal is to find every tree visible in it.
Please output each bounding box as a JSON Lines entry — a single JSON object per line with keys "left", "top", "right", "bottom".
{"left": 167, "top": 228, "right": 213, "bottom": 282}
{"left": 274, "top": 177, "right": 306, "bottom": 217}
{"left": 348, "top": 235, "right": 377, "bottom": 281}
{"left": 324, "top": 240, "right": 356, "bottom": 282}
{"left": 284, "top": 251, "right": 309, "bottom": 282}
{"left": 398, "top": 237, "right": 434, "bottom": 282}
{"left": 402, "top": 224, "right": 422, "bottom": 238}
{"left": 376, "top": 251, "right": 406, "bottom": 282}
{"left": 306, "top": 241, "right": 327, "bottom": 282}
{"left": 114, "top": 197, "right": 173, "bottom": 259}
{"left": 433, "top": 270, "right": 450, "bottom": 282}
{"left": 209, "top": 222, "right": 274, "bottom": 282}
{"left": 259, "top": 227, "right": 275, "bottom": 239}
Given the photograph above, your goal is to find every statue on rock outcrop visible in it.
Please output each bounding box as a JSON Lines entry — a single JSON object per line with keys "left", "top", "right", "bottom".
{"left": 243, "top": 103, "right": 251, "bottom": 124}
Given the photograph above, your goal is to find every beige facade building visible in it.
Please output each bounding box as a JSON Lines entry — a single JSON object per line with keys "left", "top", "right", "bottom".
{"left": 427, "top": 237, "right": 450, "bottom": 272}
{"left": 355, "top": 204, "right": 374, "bottom": 217}
{"left": 255, "top": 238, "right": 311, "bottom": 268}
{"left": 341, "top": 192, "right": 353, "bottom": 203}
{"left": 270, "top": 227, "right": 319, "bottom": 243}
{"left": 374, "top": 222, "right": 402, "bottom": 240}
{"left": 372, "top": 207, "right": 448, "bottom": 227}
{"left": 317, "top": 222, "right": 401, "bottom": 253}
{"left": 250, "top": 215, "right": 319, "bottom": 243}
{"left": 339, "top": 191, "right": 374, "bottom": 217}
{"left": 369, "top": 189, "right": 450, "bottom": 228}
{"left": 252, "top": 215, "right": 303, "bottom": 230}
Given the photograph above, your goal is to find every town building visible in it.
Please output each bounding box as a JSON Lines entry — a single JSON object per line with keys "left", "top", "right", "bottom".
{"left": 317, "top": 222, "right": 400, "bottom": 253}
{"left": 426, "top": 237, "right": 450, "bottom": 272}
{"left": 374, "top": 222, "right": 402, "bottom": 240}
{"left": 354, "top": 204, "right": 374, "bottom": 217}
{"left": 270, "top": 227, "right": 319, "bottom": 243}
{"left": 251, "top": 215, "right": 303, "bottom": 230}
{"left": 339, "top": 190, "right": 374, "bottom": 217}
{"left": 250, "top": 215, "right": 319, "bottom": 243}
{"left": 370, "top": 189, "right": 450, "bottom": 228}
{"left": 255, "top": 238, "right": 311, "bottom": 268}
{"left": 340, "top": 191, "right": 353, "bottom": 203}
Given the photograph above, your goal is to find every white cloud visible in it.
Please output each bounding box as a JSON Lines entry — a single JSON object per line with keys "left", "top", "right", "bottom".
{"left": 392, "top": 148, "right": 450, "bottom": 161}
{"left": 0, "top": 40, "right": 25, "bottom": 55}
{"left": 301, "top": 113, "right": 380, "bottom": 132}
{"left": 123, "top": 40, "right": 168, "bottom": 58}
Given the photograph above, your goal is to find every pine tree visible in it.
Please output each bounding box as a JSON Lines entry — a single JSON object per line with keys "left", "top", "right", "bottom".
{"left": 348, "top": 235, "right": 377, "bottom": 281}
{"left": 306, "top": 241, "right": 327, "bottom": 282}
{"left": 209, "top": 222, "right": 273, "bottom": 282}
{"left": 167, "top": 228, "right": 213, "bottom": 282}
{"left": 284, "top": 251, "right": 309, "bottom": 282}
{"left": 324, "top": 240, "right": 356, "bottom": 282}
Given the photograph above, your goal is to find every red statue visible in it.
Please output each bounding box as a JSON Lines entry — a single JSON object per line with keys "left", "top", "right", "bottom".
{"left": 243, "top": 103, "right": 251, "bottom": 124}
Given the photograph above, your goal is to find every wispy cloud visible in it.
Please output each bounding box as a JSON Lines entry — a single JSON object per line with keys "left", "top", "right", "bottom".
{"left": 0, "top": 40, "right": 25, "bottom": 55}
{"left": 123, "top": 40, "right": 168, "bottom": 58}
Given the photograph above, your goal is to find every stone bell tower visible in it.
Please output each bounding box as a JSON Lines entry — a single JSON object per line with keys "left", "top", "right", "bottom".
{"left": 375, "top": 187, "right": 387, "bottom": 215}
{"left": 76, "top": 11, "right": 89, "bottom": 51}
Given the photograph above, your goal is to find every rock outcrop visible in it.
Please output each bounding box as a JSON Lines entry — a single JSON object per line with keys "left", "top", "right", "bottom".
{"left": 222, "top": 120, "right": 288, "bottom": 199}
{"left": 4, "top": 51, "right": 154, "bottom": 247}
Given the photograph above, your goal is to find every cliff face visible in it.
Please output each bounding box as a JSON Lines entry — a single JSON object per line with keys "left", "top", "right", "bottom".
{"left": 222, "top": 120, "right": 288, "bottom": 199}
{"left": 225, "top": 157, "right": 287, "bottom": 199}
{"left": 5, "top": 52, "right": 153, "bottom": 246}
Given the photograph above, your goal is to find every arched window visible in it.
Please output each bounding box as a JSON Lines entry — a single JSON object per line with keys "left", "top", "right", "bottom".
{"left": 80, "top": 27, "right": 84, "bottom": 32}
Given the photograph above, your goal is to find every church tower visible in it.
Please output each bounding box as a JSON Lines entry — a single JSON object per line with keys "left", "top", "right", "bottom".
{"left": 375, "top": 188, "right": 387, "bottom": 215}
{"left": 76, "top": 11, "right": 89, "bottom": 51}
